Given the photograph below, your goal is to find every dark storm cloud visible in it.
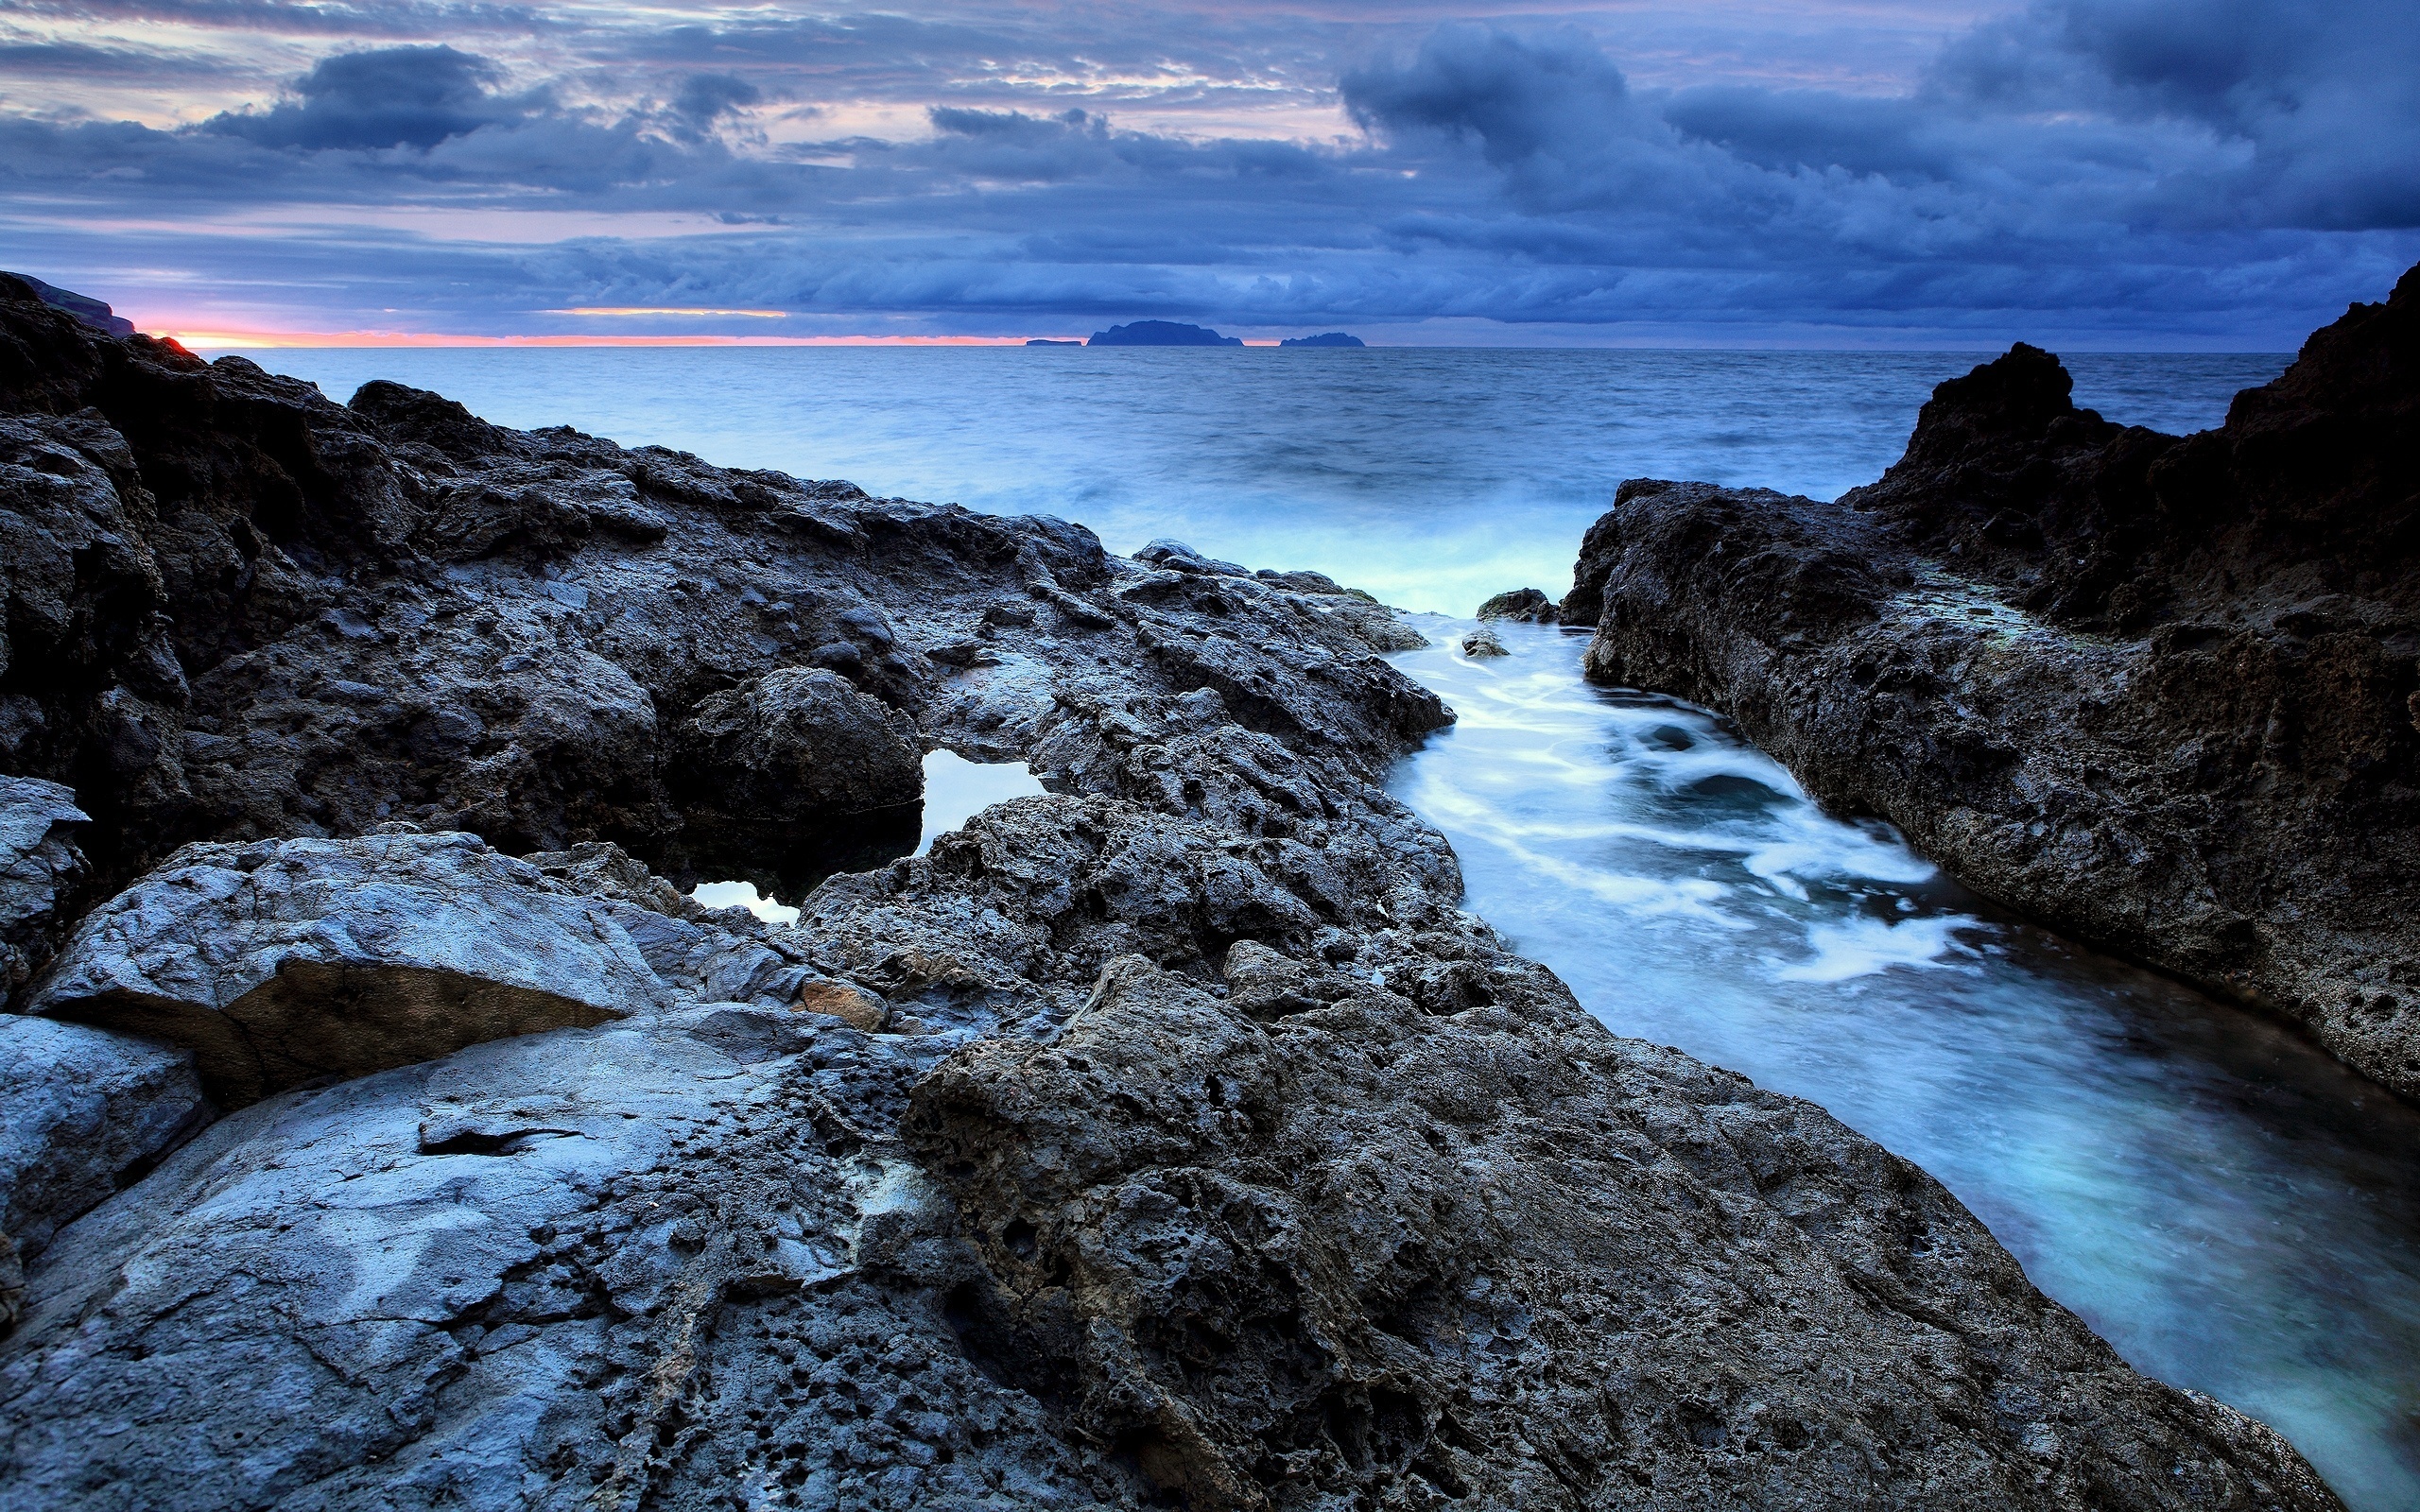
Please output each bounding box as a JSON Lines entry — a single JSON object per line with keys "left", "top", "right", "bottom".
{"left": 1936, "top": 0, "right": 2420, "bottom": 229}
{"left": 3, "top": 1, "right": 2415, "bottom": 342}
{"left": 202, "top": 45, "right": 538, "bottom": 150}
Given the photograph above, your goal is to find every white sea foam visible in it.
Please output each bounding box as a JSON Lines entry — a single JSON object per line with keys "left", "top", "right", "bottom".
{"left": 1772, "top": 914, "right": 1973, "bottom": 983}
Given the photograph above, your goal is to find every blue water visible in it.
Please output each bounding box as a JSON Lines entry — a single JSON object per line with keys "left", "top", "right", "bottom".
{"left": 223, "top": 344, "right": 2420, "bottom": 1508}
{"left": 225, "top": 346, "right": 2276, "bottom": 615}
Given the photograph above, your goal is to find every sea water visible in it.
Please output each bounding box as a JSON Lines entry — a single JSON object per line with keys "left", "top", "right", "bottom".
{"left": 229, "top": 343, "right": 2420, "bottom": 1507}
{"left": 226, "top": 346, "right": 2274, "bottom": 615}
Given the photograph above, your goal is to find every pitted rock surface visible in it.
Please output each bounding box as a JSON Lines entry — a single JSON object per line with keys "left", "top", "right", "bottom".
{"left": 1572, "top": 261, "right": 2420, "bottom": 1098}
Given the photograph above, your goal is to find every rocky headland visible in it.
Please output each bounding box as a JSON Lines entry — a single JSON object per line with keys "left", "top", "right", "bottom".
{"left": 1565, "top": 261, "right": 2419, "bottom": 1100}
{"left": 0, "top": 273, "right": 2345, "bottom": 1509}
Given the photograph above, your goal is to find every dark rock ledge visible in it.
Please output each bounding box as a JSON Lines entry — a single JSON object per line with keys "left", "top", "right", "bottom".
{"left": 1566, "top": 259, "right": 2420, "bottom": 1103}
{"left": 0, "top": 274, "right": 2341, "bottom": 1509}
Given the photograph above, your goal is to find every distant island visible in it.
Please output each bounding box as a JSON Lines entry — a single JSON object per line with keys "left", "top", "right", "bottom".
{"left": 1280, "top": 332, "right": 1365, "bottom": 348}
{"left": 1025, "top": 338, "right": 1081, "bottom": 347}
{"left": 1086, "top": 320, "right": 1242, "bottom": 347}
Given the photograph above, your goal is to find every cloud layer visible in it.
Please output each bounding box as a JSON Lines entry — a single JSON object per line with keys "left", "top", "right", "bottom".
{"left": 2, "top": 0, "right": 2414, "bottom": 344}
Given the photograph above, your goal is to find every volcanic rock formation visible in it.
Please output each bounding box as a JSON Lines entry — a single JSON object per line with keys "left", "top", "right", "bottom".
{"left": 1568, "top": 259, "right": 2420, "bottom": 1099}
{"left": 0, "top": 274, "right": 2345, "bottom": 1509}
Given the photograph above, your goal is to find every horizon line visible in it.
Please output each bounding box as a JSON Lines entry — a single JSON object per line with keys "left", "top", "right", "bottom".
{"left": 164, "top": 328, "right": 1106, "bottom": 349}
{"left": 152, "top": 326, "right": 2296, "bottom": 356}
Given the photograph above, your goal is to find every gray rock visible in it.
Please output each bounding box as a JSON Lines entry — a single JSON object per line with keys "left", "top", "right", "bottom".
{"left": 1133, "top": 539, "right": 1249, "bottom": 576}
{"left": 909, "top": 950, "right": 2337, "bottom": 1510}
{"left": 1460, "top": 626, "right": 1510, "bottom": 657}
{"left": 0, "top": 777, "right": 86, "bottom": 996}
{"left": 1476, "top": 586, "right": 1560, "bottom": 623}
{"left": 26, "top": 831, "right": 666, "bottom": 1106}
{"left": 0, "top": 1006, "right": 1151, "bottom": 1512}
{"left": 0, "top": 1016, "right": 210, "bottom": 1263}
{"left": 671, "top": 666, "right": 925, "bottom": 889}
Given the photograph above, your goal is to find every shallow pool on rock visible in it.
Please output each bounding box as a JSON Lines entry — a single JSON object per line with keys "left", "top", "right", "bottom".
{"left": 1392, "top": 618, "right": 2420, "bottom": 1512}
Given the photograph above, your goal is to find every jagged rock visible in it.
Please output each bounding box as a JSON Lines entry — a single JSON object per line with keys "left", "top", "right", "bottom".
{"left": 1460, "top": 626, "right": 1509, "bottom": 657}
{"left": 0, "top": 286, "right": 1443, "bottom": 900}
{"left": 26, "top": 831, "right": 666, "bottom": 1105}
{"left": 0, "top": 777, "right": 86, "bottom": 997}
{"left": 1476, "top": 586, "right": 1559, "bottom": 623}
{"left": 908, "top": 950, "right": 2334, "bottom": 1510}
{"left": 0, "top": 1016, "right": 210, "bottom": 1264}
{"left": 1134, "top": 539, "right": 1251, "bottom": 576}
{"left": 1571, "top": 258, "right": 2420, "bottom": 1097}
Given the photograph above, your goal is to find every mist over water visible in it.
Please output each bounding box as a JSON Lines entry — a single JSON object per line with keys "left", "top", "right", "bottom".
{"left": 232, "top": 346, "right": 2285, "bottom": 615}
{"left": 228, "top": 342, "right": 2420, "bottom": 1506}
{"left": 1391, "top": 626, "right": 2420, "bottom": 1511}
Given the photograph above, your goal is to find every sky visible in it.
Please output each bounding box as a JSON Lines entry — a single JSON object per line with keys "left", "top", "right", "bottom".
{"left": 3, "top": 0, "right": 2417, "bottom": 347}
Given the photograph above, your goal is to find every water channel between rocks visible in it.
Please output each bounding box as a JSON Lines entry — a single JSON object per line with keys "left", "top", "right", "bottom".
{"left": 1388, "top": 618, "right": 2420, "bottom": 1512}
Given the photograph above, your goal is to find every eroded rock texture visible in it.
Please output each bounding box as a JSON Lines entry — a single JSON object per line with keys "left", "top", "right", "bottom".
{"left": 0, "top": 276, "right": 2345, "bottom": 1509}
{"left": 1571, "top": 260, "right": 2420, "bottom": 1097}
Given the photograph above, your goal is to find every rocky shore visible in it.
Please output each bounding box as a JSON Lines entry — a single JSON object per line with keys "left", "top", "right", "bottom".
{"left": 1564, "top": 261, "right": 2419, "bottom": 1101}
{"left": 0, "top": 275, "right": 2344, "bottom": 1509}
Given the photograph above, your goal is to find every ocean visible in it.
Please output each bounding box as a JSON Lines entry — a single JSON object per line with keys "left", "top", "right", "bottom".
{"left": 226, "top": 345, "right": 2281, "bottom": 615}
{"left": 224, "top": 343, "right": 2420, "bottom": 1508}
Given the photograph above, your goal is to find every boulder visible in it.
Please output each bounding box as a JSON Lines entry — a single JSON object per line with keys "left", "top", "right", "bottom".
{"left": 1475, "top": 586, "right": 1559, "bottom": 623}
{"left": 0, "top": 1016, "right": 210, "bottom": 1263}
{"left": 1133, "top": 539, "right": 1250, "bottom": 576}
{"left": 26, "top": 831, "right": 666, "bottom": 1106}
{"left": 1460, "top": 626, "right": 1510, "bottom": 657}
{"left": 0, "top": 1005, "right": 1152, "bottom": 1512}
{"left": 670, "top": 666, "right": 925, "bottom": 888}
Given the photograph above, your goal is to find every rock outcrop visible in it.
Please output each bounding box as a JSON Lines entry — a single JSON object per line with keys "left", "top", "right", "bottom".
{"left": 26, "top": 831, "right": 670, "bottom": 1105}
{"left": 0, "top": 277, "right": 2347, "bottom": 1509}
{"left": 1476, "top": 587, "right": 1559, "bottom": 624}
{"left": 1570, "top": 260, "right": 2420, "bottom": 1098}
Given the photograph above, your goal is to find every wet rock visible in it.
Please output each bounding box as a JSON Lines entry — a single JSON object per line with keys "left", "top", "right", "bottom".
{"left": 26, "top": 831, "right": 665, "bottom": 1106}
{"left": 1571, "top": 258, "right": 2420, "bottom": 1098}
{"left": 0, "top": 777, "right": 86, "bottom": 997}
{"left": 670, "top": 666, "right": 924, "bottom": 889}
{"left": 1476, "top": 586, "right": 1560, "bottom": 623}
{"left": 1460, "top": 626, "right": 1510, "bottom": 657}
{"left": 0, "top": 1016, "right": 210, "bottom": 1265}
